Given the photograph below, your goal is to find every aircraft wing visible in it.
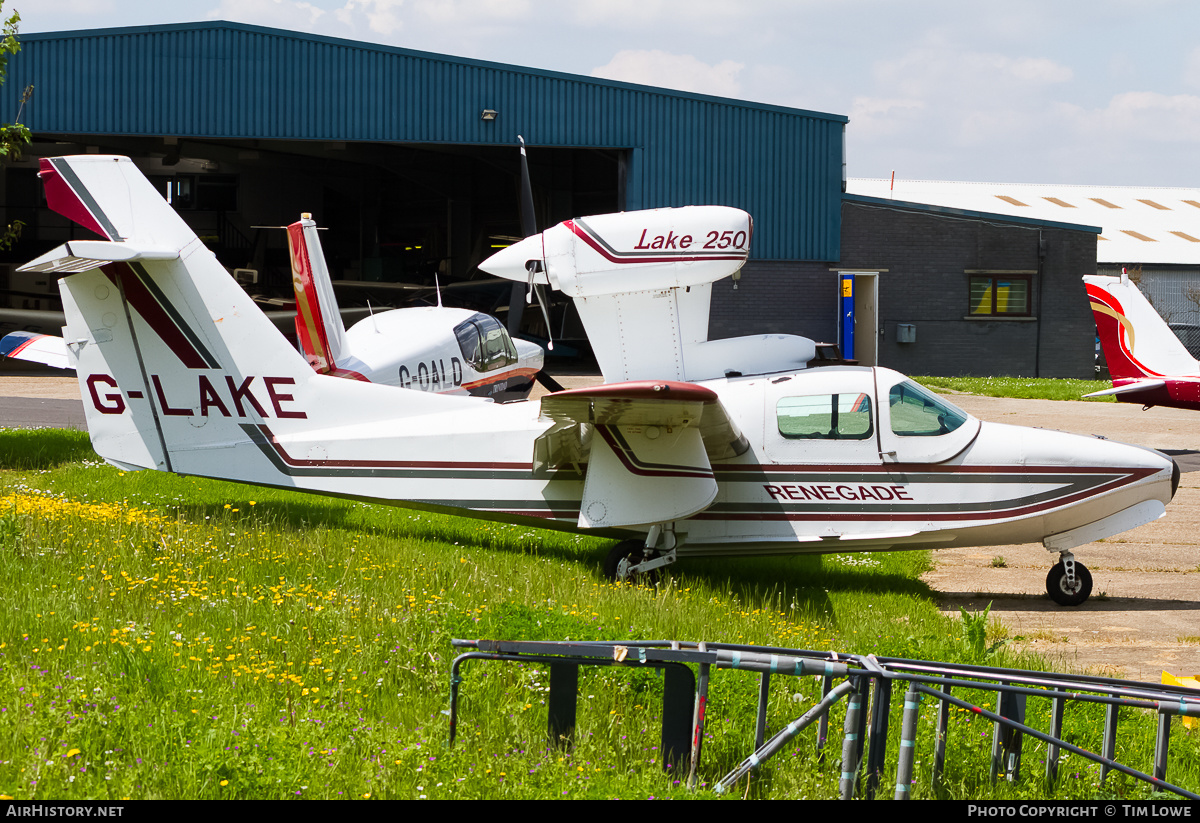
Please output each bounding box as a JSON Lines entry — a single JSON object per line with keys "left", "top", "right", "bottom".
{"left": 18, "top": 241, "right": 180, "bottom": 275}
{"left": 535, "top": 380, "right": 745, "bottom": 529}
{"left": 0, "top": 331, "right": 72, "bottom": 370}
{"left": 1083, "top": 380, "right": 1167, "bottom": 399}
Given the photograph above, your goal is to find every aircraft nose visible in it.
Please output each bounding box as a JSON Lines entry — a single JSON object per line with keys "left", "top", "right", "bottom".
{"left": 479, "top": 235, "right": 543, "bottom": 282}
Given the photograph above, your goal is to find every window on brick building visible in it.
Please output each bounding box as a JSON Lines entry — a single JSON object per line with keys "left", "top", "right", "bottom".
{"left": 968, "top": 274, "right": 1032, "bottom": 316}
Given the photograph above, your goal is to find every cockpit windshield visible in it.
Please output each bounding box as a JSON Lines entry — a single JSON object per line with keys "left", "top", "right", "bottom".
{"left": 888, "top": 380, "right": 968, "bottom": 437}
{"left": 454, "top": 313, "right": 518, "bottom": 373}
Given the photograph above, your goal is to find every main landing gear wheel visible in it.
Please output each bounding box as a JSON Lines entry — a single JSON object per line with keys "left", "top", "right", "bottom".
{"left": 1046, "top": 561, "right": 1093, "bottom": 606}
{"left": 603, "top": 539, "right": 658, "bottom": 585}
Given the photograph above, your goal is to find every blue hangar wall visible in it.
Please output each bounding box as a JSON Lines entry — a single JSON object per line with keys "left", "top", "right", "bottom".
{"left": 3, "top": 21, "right": 847, "bottom": 265}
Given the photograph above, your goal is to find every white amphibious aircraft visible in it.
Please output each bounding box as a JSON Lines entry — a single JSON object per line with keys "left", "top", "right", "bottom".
{"left": 1083, "top": 271, "right": 1200, "bottom": 412}
{"left": 20, "top": 156, "right": 1180, "bottom": 606}
{"left": 286, "top": 213, "right": 543, "bottom": 400}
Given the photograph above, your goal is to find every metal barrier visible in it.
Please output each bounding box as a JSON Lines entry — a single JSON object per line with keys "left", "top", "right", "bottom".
{"left": 449, "top": 638, "right": 1200, "bottom": 799}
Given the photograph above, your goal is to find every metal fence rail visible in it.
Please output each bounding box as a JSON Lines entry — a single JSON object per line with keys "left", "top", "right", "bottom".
{"left": 448, "top": 638, "right": 1200, "bottom": 799}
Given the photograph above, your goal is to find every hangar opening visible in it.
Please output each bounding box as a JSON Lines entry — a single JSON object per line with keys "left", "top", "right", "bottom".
{"left": 4, "top": 135, "right": 624, "bottom": 348}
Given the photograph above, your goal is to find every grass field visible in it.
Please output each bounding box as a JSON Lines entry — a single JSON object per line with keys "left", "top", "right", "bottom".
{"left": 0, "top": 427, "right": 1195, "bottom": 800}
{"left": 913, "top": 376, "right": 1115, "bottom": 402}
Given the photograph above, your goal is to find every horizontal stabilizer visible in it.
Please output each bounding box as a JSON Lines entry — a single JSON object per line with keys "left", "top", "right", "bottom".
{"left": 1083, "top": 380, "right": 1167, "bottom": 399}
{"left": 18, "top": 241, "right": 180, "bottom": 275}
{"left": 0, "top": 331, "right": 72, "bottom": 370}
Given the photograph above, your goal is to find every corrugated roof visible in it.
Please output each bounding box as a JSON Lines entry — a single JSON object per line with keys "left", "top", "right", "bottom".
{"left": 4, "top": 22, "right": 848, "bottom": 262}
{"left": 847, "top": 179, "right": 1200, "bottom": 265}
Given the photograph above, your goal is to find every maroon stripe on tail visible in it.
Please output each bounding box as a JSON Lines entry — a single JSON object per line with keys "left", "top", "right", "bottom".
{"left": 103, "top": 263, "right": 210, "bottom": 369}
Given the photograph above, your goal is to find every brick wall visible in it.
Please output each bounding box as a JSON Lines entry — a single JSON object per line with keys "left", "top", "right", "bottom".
{"left": 709, "top": 260, "right": 839, "bottom": 344}
{"left": 707, "top": 200, "right": 1098, "bottom": 378}
{"left": 841, "top": 200, "right": 1096, "bottom": 378}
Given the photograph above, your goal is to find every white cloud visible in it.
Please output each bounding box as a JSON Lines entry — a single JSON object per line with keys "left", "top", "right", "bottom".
{"left": 847, "top": 96, "right": 926, "bottom": 138}
{"left": 328, "top": 0, "right": 405, "bottom": 36}
{"left": 567, "top": 0, "right": 774, "bottom": 32}
{"left": 409, "top": 0, "right": 530, "bottom": 24}
{"left": 1006, "top": 56, "right": 1073, "bottom": 84}
{"left": 1057, "top": 91, "right": 1200, "bottom": 142}
{"left": 591, "top": 50, "right": 743, "bottom": 98}
{"left": 875, "top": 48, "right": 1073, "bottom": 100}
{"left": 1185, "top": 46, "right": 1200, "bottom": 89}
{"left": 18, "top": 0, "right": 115, "bottom": 15}
{"left": 206, "top": 0, "right": 328, "bottom": 30}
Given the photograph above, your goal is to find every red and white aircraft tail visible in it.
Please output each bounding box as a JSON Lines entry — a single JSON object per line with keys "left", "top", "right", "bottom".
{"left": 1083, "top": 272, "right": 1200, "bottom": 410}
{"left": 1086, "top": 272, "right": 1199, "bottom": 380}
{"left": 287, "top": 214, "right": 352, "bottom": 376}
{"left": 284, "top": 212, "right": 543, "bottom": 399}
{"left": 19, "top": 156, "right": 459, "bottom": 476}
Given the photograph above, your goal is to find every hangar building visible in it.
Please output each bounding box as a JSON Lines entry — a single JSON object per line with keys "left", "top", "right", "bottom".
{"left": 0, "top": 22, "right": 1097, "bottom": 378}
{"left": 849, "top": 178, "right": 1200, "bottom": 359}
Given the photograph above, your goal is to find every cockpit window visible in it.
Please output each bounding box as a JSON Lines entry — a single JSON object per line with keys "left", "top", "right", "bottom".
{"left": 888, "top": 380, "right": 968, "bottom": 436}
{"left": 454, "top": 313, "right": 518, "bottom": 373}
{"left": 777, "top": 393, "right": 873, "bottom": 440}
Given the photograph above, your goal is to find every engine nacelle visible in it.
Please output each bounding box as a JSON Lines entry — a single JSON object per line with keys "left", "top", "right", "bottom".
{"left": 481, "top": 206, "right": 751, "bottom": 296}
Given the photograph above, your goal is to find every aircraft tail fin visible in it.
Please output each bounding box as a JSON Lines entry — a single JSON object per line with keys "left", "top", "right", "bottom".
{"left": 287, "top": 215, "right": 349, "bottom": 373}
{"left": 1084, "top": 273, "right": 1200, "bottom": 380}
{"left": 31, "top": 156, "right": 447, "bottom": 481}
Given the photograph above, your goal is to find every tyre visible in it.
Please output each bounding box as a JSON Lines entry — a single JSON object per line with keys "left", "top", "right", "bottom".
{"left": 602, "top": 539, "right": 657, "bottom": 584}
{"left": 1046, "top": 561, "right": 1092, "bottom": 606}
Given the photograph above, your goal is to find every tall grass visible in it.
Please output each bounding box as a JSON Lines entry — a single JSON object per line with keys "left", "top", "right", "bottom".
{"left": 914, "top": 376, "right": 1115, "bottom": 402}
{"left": 0, "top": 433, "right": 1195, "bottom": 799}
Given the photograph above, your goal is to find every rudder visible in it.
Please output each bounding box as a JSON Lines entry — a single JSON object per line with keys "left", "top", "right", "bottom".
{"left": 1084, "top": 273, "right": 1200, "bottom": 380}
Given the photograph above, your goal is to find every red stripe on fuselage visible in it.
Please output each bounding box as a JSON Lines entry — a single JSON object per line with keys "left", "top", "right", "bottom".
{"left": 459, "top": 366, "right": 539, "bottom": 392}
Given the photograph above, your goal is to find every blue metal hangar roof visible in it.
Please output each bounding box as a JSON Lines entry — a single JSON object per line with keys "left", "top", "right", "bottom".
{"left": 5, "top": 22, "right": 847, "bottom": 262}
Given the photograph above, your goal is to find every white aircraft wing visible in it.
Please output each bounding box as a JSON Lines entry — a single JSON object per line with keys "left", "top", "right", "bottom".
{"left": 535, "top": 380, "right": 743, "bottom": 529}
{"left": 0, "top": 331, "right": 72, "bottom": 370}
{"left": 1082, "top": 380, "right": 1168, "bottom": 399}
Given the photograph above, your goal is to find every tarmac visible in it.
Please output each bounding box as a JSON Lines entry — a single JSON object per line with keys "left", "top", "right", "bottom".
{"left": 2, "top": 376, "right": 1198, "bottom": 681}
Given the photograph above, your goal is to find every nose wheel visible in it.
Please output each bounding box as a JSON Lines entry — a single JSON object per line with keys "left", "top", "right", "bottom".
{"left": 603, "top": 526, "right": 678, "bottom": 584}
{"left": 603, "top": 539, "right": 657, "bottom": 584}
{"left": 1046, "top": 555, "right": 1093, "bottom": 606}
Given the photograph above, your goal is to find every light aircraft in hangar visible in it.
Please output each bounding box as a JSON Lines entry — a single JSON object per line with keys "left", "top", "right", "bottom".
{"left": 1084, "top": 271, "right": 1200, "bottom": 412}
{"left": 285, "top": 212, "right": 544, "bottom": 401}
{"left": 19, "top": 155, "right": 1181, "bottom": 607}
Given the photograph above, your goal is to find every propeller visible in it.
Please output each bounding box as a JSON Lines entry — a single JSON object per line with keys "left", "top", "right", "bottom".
{"left": 508, "top": 136, "right": 554, "bottom": 352}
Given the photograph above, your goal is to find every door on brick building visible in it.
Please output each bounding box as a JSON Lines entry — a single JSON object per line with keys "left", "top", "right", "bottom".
{"left": 836, "top": 271, "right": 879, "bottom": 366}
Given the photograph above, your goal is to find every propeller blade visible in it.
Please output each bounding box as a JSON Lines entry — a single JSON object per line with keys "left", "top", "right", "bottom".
{"left": 518, "top": 135, "right": 537, "bottom": 239}
{"left": 508, "top": 135, "right": 540, "bottom": 336}
{"left": 507, "top": 280, "right": 526, "bottom": 334}
{"left": 534, "top": 370, "right": 565, "bottom": 394}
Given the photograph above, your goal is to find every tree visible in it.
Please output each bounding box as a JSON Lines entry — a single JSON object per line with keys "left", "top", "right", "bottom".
{"left": 0, "top": 3, "right": 30, "bottom": 250}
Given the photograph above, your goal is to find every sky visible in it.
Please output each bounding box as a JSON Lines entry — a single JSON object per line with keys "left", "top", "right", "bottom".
{"left": 12, "top": 0, "right": 1200, "bottom": 187}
